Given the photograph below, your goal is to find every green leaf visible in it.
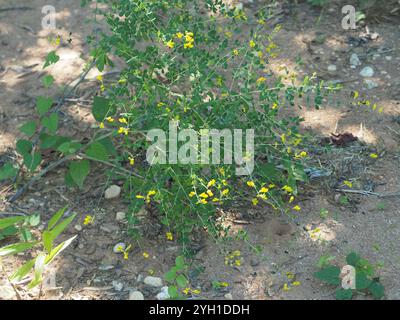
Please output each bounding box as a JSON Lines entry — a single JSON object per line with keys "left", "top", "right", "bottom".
{"left": 92, "top": 96, "right": 110, "bottom": 122}
{"left": 316, "top": 255, "right": 335, "bottom": 269}
{"left": 57, "top": 141, "right": 82, "bottom": 154}
{"left": 16, "top": 139, "right": 33, "bottom": 156}
{"left": 36, "top": 96, "right": 53, "bottom": 116}
{"left": 42, "top": 75, "right": 55, "bottom": 88}
{"left": 0, "top": 216, "right": 25, "bottom": 230}
{"left": 28, "top": 253, "right": 46, "bottom": 289}
{"left": 69, "top": 160, "right": 90, "bottom": 188}
{"left": 346, "top": 252, "right": 361, "bottom": 267}
{"left": 335, "top": 288, "right": 353, "bottom": 300}
{"left": 41, "top": 113, "right": 59, "bottom": 134}
{"left": 164, "top": 270, "right": 176, "bottom": 282}
{"left": 369, "top": 281, "right": 384, "bottom": 299}
{"left": 45, "top": 235, "right": 77, "bottom": 265}
{"left": 0, "top": 242, "right": 36, "bottom": 256}
{"left": 48, "top": 207, "right": 67, "bottom": 230}
{"left": 28, "top": 214, "right": 41, "bottom": 227}
{"left": 19, "top": 121, "right": 37, "bottom": 137}
{"left": 0, "top": 163, "right": 18, "bottom": 181}
{"left": 175, "top": 256, "right": 185, "bottom": 269}
{"left": 176, "top": 274, "right": 188, "bottom": 288}
{"left": 314, "top": 265, "right": 341, "bottom": 285}
{"left": 0, "top": 226, "right": 18, "bottom": 239}
{"left": 168, "top": 285, "right": 178, "bottom": 299}
{"left": 42, "top": 230, "right": 53, "bottom": 253}
{"left": 23, "top": 151, "right": 42, "bottom": 172}
{"left": 356, "top": 272, "right": 372, "bottom": 290}
{"left": 85, "top": 142, "right": 109, "bottom": 161}
{"left": 10, "top": 258, "right": 36, "bottom": 282}
{"left": 20, "top": 228, "right": 33, "bottom": 242}
{"left": 43, "top": 51, "right": 59, "bottom": 68}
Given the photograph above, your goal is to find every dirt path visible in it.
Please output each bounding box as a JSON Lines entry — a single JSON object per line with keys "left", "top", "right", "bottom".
{"left": 0, "top": 0, "right": 399, "bottom": 300}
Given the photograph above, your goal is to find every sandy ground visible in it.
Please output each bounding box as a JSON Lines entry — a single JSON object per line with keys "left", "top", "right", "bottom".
{"left": 0, "top": 0, "right": 399, "bottom": 300}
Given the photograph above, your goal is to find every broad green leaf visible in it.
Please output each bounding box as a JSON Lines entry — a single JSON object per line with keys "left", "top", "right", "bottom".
{"left": 0, "top": 216, "right": 25, "bottom": 230}
{"left": 23, "top": 151, "right": 42, "bottom": 172}
{"left": 164, "top": 270, "right": 176, "bottom": 282}
{"left": 48, "top": 207, "right": 67, "bottom": 230}
{"left": 10, "top": 258, "right": 36, "bottom": 282}
{"left": 92, "top": 96, "right": 110, "bottom": 122}
{"left": 36, "top": 96, "right": 53, "bottom": 116}
{"left": 336, "top": 288, "right": 353, "bottom": 300}
{"left": 0, "top": 226, "right": 18, "bottom": 239}
{"left": 42, "top": 75, "right": 55, "bottom": 88}
{"left": 168, "top": 285, "right": 178, "bottom": 299}
{"left": 41, "top": 113, "right": 59, "bottom": 134}
{"left": 0, "top": 242, "right": 37, "bottom": 256}
{"left": 355, "top": 272, "right": 372, "bottom": 290}
{"left": 28, "top": 214, "right": 41, "bottom": 227}
{"left": 48, "top": 213, "right": 77, "bottom": 242}
{"left": 0, "top": 163, "right": 18, "bottom": 181}
{"left": 43, "top": 51, "right": 59, "bottom": 68}
{"left": 69, "top": 160, "right": 90, "bottom": 188}
{"left": 346, "top": 252, "right": 361, "bottom": 267}
{"left": 19, "top": 121, "right": 37, "bottom": 137}
{"left": 57, "top": 141, "right": 82, "bottom": 154}
{"left": 176, "top": 274, "right": 188, "bottom": 288}
{"left": 42, "top": 230, "right": 53, "bottom": 253}
{"left": 314, "top": 265, "right": 341, "bottom": 285}
{"left": 45, "top": 235, "right": 77, "bottom": 265}
{"left": 175, "top": 256, "right": 185, "bottom": 269}
{"left": 16, "top": 139, "right": 33, "bottom": 156}
{"left": 85, "top": 142, "right": 109, "bottom": 161}
{"left": 20, "top": 228, "right": 33, "bottom": 242}
{"left": 369, "top": 281, "right": 384, "bottom": 299}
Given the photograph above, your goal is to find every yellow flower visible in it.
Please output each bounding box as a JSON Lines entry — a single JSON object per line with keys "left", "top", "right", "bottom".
{"left": 370, "top": 153, "right": 378, "bottom": 159}
{"left": 106, "top": 116, "right": 114, "bottom": 122}
{"left": 259, "top": 187, "right": 269, "bottom": 193}
{"left": 192, "top": 289, "right": 200, "bottom": 294}
{"left": 257, "top": 51, "right": 263, "bottom": 58}
{"left": 233, "top": 49, "right": 239, "bottom": 56}
{"left": 220, "top": 282, "right": 229, "bottom": 287}
{"left": 212, "top": 197, "right": 220, "bottom": 202}
{"left": 184, "top": 42, "right": 194, "bottom": 49}
{"left": 157, "top": 102, "right": 165, "bottom": 108}
{"left": 183, "top": 287, "right": 191, "bottom": 295}
{"left": 292, "top": 281, "right": 301, "bottom": 286}
{"left": 199, "top": 192, "right": 209, "bottom": 199}
{"left": 99, "top": 122, "right": 105, "bottom": 129}
{"left": 189, "top": 191, "right": 196, "bottom": 197}
{"left": 225, "top": 31, "right": 232, "bottom": 38}
{"left": 235, "top": 259, "right": 241, "bottom": 266}
{"left": 147, "top": 190, "right": 157, "bottom": 196}
{"left": 118, "top": 127, "right": 129, "bottom": 135}
{"left": 283, "top": 283, "right": 290, "bottom": 291}
{"left": 281, "top": 134, "right": 286, "bottom": 143}
{"left": 256, "top": 77, "right": 266, "bottom": 85}
{"left": 207, "top": 190, "right": 214, "bottom": 197}
{"left": 252, "top": 198, "right": 259, "bottom": 206}
{"left": 221, "top": 189, "right": 229, "bottom": 196}
{"left": 258, "top": 19, "right": 265, "bottom": 25}
{"left": 83, "top": 215, "right": 94, "bottom": 225}
{"left": 198, "top": 198, "right": 208, "bottom": 204}
{"left": 353, "top": 91, "right": 359, "bottom": 99}
{"left": 165, "top": 39, "right": 175, "bottom": 49}
{"left": 148, "top": 269, "right": 154, "bottom": 275}
{"left": 343, "top": 180, "right": 353, "bottom": 188}
{"left": 123, "top": 244, "right": 131, "bottom": 260}
{"left": 289, "top": 196, "right": 295, "bottom": 203}
{"left": 299, "top": 151, "right": 307, "bottom": 158}
{"left": 118, "top": 117, "right": 128, "bottom": 124}
{"left": 143, "top": 252, "right": 149, "bottom": 259}
{"left": 219, "top": 167, "right": 225, "bottom": 176}
{"left": 246, "top": 181, "right": 255, "bottom": 188}
{"left": 268, "top": 184, "right": 276, "bottom": 189}
{"left": 257, "top": 193, "right": 268, "bottom": 200}
{"left": 282, "top": 185, "right": 293, "bottom": 193}
{"left": 207, "top": 179, "right": 216, "bottom": 188}
{"left": 221, "top": 179, "right": 228, "bottom": 186}
{"left": 166, "top": 232, "right": 173, "bottom": 241}
{"left": 128, "top": 156, "right": 135, "bottom": 166}
{"left": 136, "top": 195, "right": 145, "bottom": 199}
{"left": 249, "top": 40, "right": 255, "bottom": 48}
{"left": 176, "top": 32, "right": 183, "bottom": 39}
{"left": 96, "top": 75, "right": 103, "bottom": 82}
{"left": 292, "top": 205, "right": 301, "bottom": 211}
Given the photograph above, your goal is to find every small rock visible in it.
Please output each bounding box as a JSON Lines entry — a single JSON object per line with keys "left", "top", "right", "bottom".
{"left": 359, "top": 66, "right": 374, "bottom": 77}
{"left": 327, "top": 64, "right": 337, "bottom": 72}
{"left": 74, "top": 224, "right": 83, "bottom": 232}
{"left": 364, "top": 79, "right": 379, "bottom": 89}
{"left": 98, "top": 264, "right": 114, "bottom": 271}
{"left": 224, "top": 293, "right": 233, "bottom": 300}
{"left": 113, "top": 242, "right": 126, "bottom": 253}
{"left": 104, "top": 185, "right": 121, "bottom": 199}
{"left": 100, "top": 224, "right": 119, "bottom": 233}
{"left": 350, "top": 53, "right": 361, "bottom": 67}
{"left": 144, "top": 276, "right": 163, "bottom": 288}
{"left": 156, "top": 286, "right": 170, "bottom": 300}
{"left": 112, "top": 280, "right": 124, "bottom": 292}
{"left": 385, "top": 56, "right": 392, "bottom": 61}
{"left": 129, "top": 290, "right": 144, "bottom": 300}
{"left": 116, "top": 212, "right": 126, "bottom": 221}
